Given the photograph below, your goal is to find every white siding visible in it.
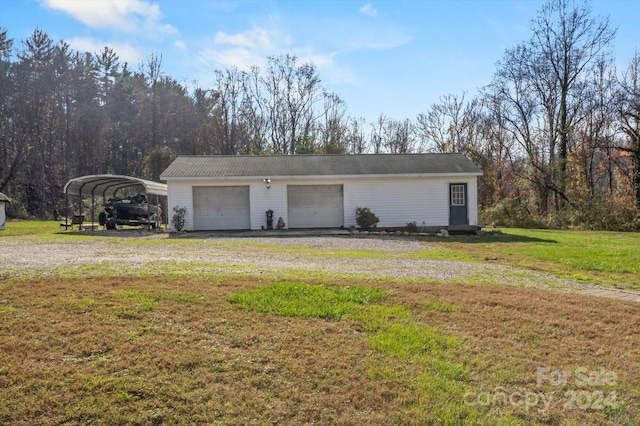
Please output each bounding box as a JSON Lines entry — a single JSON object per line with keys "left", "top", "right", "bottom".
{"left": 467, "top": 177, "right": 478, "bottom": 226}
{"left": 344, "top": 178, "right": 445, "bottom": 229}
{"left": 343, "top": 176, "right": 478, "bottom": 228}
{"left": 165, "top": 175, "right": 478, "bottom": 231}
{"left": 166, "top": 180, "right": 195, "bottom": 231}
{"left": 249, "top": 182, "right": 289, "bottom": 230}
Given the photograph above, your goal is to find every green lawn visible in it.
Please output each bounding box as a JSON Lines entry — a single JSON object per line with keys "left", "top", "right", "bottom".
{"left": 435, "top": 227, "right": 640, "bottom": 289}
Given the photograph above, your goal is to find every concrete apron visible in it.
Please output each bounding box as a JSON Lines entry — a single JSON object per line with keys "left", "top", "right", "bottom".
{"left": 175, "top": 229, "right": 352, "bottom": 238}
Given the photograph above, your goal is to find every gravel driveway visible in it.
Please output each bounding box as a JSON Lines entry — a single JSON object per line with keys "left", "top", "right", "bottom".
{"left": 0, "top": 231, "right": 595, "bottom": 292}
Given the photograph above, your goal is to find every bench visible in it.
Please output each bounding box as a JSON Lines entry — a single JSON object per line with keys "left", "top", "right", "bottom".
{"left": 60, "top": 215, "right": 85, "bottom": 230}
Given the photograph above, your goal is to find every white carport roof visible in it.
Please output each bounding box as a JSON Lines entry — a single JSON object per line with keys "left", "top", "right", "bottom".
{"left": 63, "top": 174, "right": 167, "bottom": 198}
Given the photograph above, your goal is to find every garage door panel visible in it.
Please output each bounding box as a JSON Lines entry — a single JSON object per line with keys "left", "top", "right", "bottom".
{"left": 288, "top": 185, "right": 343, "bottom": 228}
{"left": 193, "top": 186, "right": 250, "bottom": 230}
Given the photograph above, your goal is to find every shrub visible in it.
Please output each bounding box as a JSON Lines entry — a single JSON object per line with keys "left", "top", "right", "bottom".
{"left": 479, "top": 198, "right": 545, "bottom": 229}
{"left": 171, "top": 206, "right": 187, "bottom": 231}
{"left": 355, "top": 207, "right": 379, "bottom": 231}
{"left": 405, "top": 221, "right": 418, "bottom": 234}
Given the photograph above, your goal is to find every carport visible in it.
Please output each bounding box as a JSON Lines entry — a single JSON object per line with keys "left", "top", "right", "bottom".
{"left": 62, "top": 174, "right": 168, "bottom": 230}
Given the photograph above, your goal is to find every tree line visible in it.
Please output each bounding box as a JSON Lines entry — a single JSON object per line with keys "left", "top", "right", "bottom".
{"left": 1, "top": 0, "right": 639, "bottom": 230}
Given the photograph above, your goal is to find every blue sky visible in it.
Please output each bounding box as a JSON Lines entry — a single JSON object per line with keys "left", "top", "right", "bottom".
{"left": 1, "top": 0, "right": 638, "bottom": 123}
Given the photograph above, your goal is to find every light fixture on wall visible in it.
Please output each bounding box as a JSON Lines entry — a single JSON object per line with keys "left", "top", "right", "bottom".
{"left": 263, "top": 178, "right": 271, "bottom": 189}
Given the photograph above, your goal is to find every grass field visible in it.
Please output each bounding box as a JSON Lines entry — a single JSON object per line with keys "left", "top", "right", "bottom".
{"left": 437, "top": 228, "right": 640, "bottom": 289}
{"left": 1, "top": 221, "right": 639, "bottom": 425}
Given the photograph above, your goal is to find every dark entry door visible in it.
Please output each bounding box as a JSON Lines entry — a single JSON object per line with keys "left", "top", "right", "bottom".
{"left": 449, "top": 183, "right": 468, "bottom": 225}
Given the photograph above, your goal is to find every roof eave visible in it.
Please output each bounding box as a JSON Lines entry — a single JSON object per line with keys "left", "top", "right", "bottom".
{"left": 161, "top": 172, "right": 482, "bottom": 181}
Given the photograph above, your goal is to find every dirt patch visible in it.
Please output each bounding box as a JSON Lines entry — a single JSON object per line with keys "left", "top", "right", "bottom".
{"left": 580, "top": 287, "right": 640, "bottom": 302}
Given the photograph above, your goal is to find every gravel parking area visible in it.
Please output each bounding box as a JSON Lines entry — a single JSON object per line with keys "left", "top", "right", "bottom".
{"left": 0, "top": 232, "right": 596, "bottom": 292}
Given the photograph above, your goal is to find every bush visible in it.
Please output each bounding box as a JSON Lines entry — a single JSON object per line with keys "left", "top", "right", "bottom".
{"left": 479, "top": 198, "right": 545, "bottom": 229}
{"left": 171, "top": 206, "right": 187, "bottom": 231}
{"left": 564, "top": 195, "right": 640, "bottom": 231}
{"left": 405, "top": 221, "right": 418, "bottom": 234}
{"left": 479, "top": 195, "right": 640, "bottom": 232}
{"left": 355, "top": 207, "right": 379, "bottom": 231}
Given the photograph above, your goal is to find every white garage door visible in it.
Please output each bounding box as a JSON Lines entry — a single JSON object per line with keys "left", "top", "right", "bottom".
{"left": 193, "top": 186, "right": 250, "bottom": 230}
{"left": 287, "top": 185, "right": 343, "bottom": 228}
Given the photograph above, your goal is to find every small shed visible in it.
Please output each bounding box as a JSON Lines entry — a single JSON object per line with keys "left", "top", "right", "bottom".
{"left": 0, "top": 192, "right": 11, "bottom": 231}
{"left": 160, "top": 153, "right": 483, "bottom": 232}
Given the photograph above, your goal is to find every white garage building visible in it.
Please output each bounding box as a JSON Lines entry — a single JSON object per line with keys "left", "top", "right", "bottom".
{"left": 160, "top": 154, "right": 483, "bottom": 232}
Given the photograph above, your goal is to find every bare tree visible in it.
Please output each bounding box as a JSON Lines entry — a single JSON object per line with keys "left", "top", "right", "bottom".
{"left": 369, "top": 114, "right": 385, "bottom": 154}
{"left": 487, "top": 0, "right": 616, "bottom": 214}
{"left": 263, "top": 55, "right": 321, "bottom": 154}
{"left": 616, "top": 52, "right": 640, "bottom": 209}
{"left": 478, "top": 89, "right": 518, "bottom": 205}
{"left": 345, "top": 117, "right": 368, "bottom": 154}
{"left": 317, "top": 91, "right": 348, "bottom": 153}
{"left": 575, "top": 56, "right": 617, "bottom": 197}
{"left": 212, "top": 67, "right": 246, "bottom": 155}
{"left": 530, "top": 0, "right": 616, "bottom": 202}
{"left": 489, "top": 43, "right": 554, "bottom": 214}
{"left": 382, "top": 117, "right": 414, "bottom": 154}
{"left": 416, "top": 93, "right": 467, "bottom": 153}
{"left": 416, "top": 92, "right": 484, "bottom": 156}
{"left": 240, "top": 65, "right": 269, "bottom": 154}
{"left": 192, "top": 87, "right": 218, "bottom": 155}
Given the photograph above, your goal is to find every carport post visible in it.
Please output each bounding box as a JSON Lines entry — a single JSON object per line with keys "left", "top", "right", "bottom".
{"left": 64, "top": 191, "right": 69, "bottom": 228}
{"left": 78, "top": 188, "right": 83, "bottom": 223}
{"left": 91, "top": 192, "right": 95, "bottom": 227}
{"left": 155, "top": 194, "right": 162, "bottom": 229}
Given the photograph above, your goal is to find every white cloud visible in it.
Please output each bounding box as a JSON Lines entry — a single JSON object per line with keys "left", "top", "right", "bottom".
{"left": 67, "top": 36, "right": 143, "bottom": 65}
{"left": 199, "top": 46, "right": 269, "bottom": 71}
{"left": 214, "top": 27, "right": 275, "bottom": 52}
{"left": 359, "top": 3, "right": 378, "bottom": 17}
{"left": 198, "top": 26, "right": 283, "bottom": 71}
{"left": 200, "top": 26, "right": 342, "bottom": 78}
{"left": 42, "top": 0, "right": 178, "bottom": 37}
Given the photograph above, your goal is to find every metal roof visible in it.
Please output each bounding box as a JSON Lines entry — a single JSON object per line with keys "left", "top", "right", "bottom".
{"left": 160, "top": 154, "right": 483, "bottom": 179}
{"left": 63, "top": 175, "right": 168, "bottom": 198}
{"left": 0, "top": 192, "right": 11, "bottom": 203}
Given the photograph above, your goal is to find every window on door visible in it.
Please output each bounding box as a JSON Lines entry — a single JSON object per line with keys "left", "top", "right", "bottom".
{"left": 451, "top": 184, "right": 465, "bottom": 206}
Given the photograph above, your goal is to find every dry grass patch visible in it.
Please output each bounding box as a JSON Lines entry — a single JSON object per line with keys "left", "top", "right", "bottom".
{"left": 388, "top": 281, "right": 640, "bottom": 425}
{"left": 0, "top": 276, "right": 639, "bottom": 425}
{"left": 0, "top": 277, "right": 403, "bottom": 425}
